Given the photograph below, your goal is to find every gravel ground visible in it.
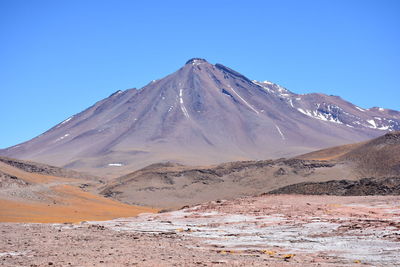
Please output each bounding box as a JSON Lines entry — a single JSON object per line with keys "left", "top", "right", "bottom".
{"left": 1, "top": 194, "right": 400, "bottom": 266}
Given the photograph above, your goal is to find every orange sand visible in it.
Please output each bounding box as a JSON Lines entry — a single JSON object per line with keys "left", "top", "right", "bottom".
{"left": 0, "top": 185, "right": 157, "bottom": 223}
{"left": 0, "top": 159, "right": 158, "bottom": 223}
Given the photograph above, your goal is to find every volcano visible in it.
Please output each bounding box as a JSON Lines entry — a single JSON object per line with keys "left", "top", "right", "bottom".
{"left": 2, "top": 58, "right": 399, "bottom": 177}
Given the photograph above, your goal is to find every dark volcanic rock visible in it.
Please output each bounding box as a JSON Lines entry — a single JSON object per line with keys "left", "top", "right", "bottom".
{"left": 0, "top": 170, "right": 30, "bottom": 188}
{"left": 0, "top": 156, "right": 98, "bottom": 180}
{"left": 268, "top": 177, "right": 400, "bottom": 196}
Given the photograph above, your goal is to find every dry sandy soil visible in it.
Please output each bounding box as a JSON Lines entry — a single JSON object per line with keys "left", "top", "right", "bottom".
{"left": 0, "top": 160, "right": 156, "bottom": 223}
{"left": 1, "top": 194, "right": 399, "bottom": 266}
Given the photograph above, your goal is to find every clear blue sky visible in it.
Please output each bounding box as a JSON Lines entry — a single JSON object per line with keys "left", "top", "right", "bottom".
{"left": 1, "top": 0, "right": 399, "bottom": 148}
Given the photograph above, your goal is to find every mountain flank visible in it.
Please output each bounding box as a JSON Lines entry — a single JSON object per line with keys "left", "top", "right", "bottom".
{"left": 100, "top": 132, "right": 400, "bottom": 208}
{"left": 298, "top": 131, "right": 400, "bottom": 177}
{"left": 1, "top": 58, "right": 399, "bottom": 177}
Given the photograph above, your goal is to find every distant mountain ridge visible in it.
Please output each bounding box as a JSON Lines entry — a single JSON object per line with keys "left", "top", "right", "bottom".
{"left": 299, "top": 131, "right": 400, "bottom": 177}
{"left": 100, "top": 132, "right": 400, "bottom": 208}
{"left": 1, "top": 58, "right": 399, "bottom": 177}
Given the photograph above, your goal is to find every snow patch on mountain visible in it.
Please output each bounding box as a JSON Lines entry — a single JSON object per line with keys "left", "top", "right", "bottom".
{"left": 55, "top": 133, "right": 70, "bottom": 142}
{"left": 367, "top": 119, "right": 377, "bottom": 128}
{"left": 297, "top": 108, "right": 343, "bottom": 124}
{"left": 227, "top": 85, "right": 259, "bottom": 114}
{"left": 179, "top": 89, "right": 190, "bottom": 119}
{"left": 275, "top": 125, "right": 285, "bottom": 140}
{"left": 108, "top": 163, "right": 123, "bottom": 167}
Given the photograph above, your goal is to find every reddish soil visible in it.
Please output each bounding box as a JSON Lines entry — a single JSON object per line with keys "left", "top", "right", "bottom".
{"left": 1, "top": 194, "right": 399, "bottom": 266}
{"left": 0, "top": 158, "right": 157, "bottom": 223}
{"left": 0, "top": 185, "right": 156, "bottom": 223}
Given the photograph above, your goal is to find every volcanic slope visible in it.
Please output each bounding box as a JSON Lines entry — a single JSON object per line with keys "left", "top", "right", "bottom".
{"left": 100, "top": 160, "right": 353, "bottom": 208}
{"left": 101, "top": 132, "right": 400, "bottom": 208}
{"left": 2, "top": 58, "right": 399, "bottom": 177}
{"left": 0, "top": 156, "right": 155, "bottom": 223}
{"left": 270, "top": 131, "right": 400, "bottom": 196}
{"left": 298, "top": 131, "right": 400, "bottom": 177}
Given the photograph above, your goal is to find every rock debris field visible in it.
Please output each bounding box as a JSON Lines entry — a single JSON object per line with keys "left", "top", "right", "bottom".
{"left": 1, "top": 194, "right": 400, "bottom": 266}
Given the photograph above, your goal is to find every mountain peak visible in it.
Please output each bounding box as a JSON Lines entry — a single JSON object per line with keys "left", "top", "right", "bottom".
{"left": 185, "top": 58, "right": 208, "bottom": 65}
{"left": 2, "top": 59, "right": 400, "bottom": 177}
